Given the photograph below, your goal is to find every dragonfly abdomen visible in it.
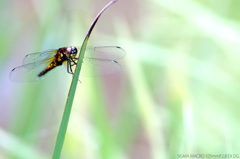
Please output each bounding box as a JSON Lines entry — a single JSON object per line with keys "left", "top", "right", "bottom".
{"left": 38, "top": 60, "right": 58, "bottom": 77}
{"left": 38, "top": 51, "right": 66, "bottom": 77}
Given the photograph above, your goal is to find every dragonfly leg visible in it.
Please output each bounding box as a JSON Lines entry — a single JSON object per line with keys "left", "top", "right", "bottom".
{"left": 66, "top": 58, "right": 81, "bottom": 83}
{"left": 71, "top": 58, "right": 78, "bottom": 65}
{"left": 71, "top": 59, "right": 81, "bottom": 83}
{"left": 67, "top": 60, "right": 74, "bottom": 75}
{"left": 67, "top": 60, "right": 70, "bottom": 73}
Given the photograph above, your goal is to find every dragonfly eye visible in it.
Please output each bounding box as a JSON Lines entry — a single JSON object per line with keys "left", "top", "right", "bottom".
{"left": 71, "top": 48, "right": 77, "bottom": 54}
{"left": 67, "top": 47, "right": 77, "bottom": 54}
{"left": 66, "top": 47, "right": 72, "bottom": 53}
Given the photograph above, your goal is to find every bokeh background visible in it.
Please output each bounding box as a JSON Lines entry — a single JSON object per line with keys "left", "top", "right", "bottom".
{"left": 1, "top": 0, "right": 240, "bottom": 158}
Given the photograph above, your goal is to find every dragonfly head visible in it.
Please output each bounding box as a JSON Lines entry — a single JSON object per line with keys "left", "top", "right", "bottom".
{"left": 66, "top": 46, "right": 78, "bottom": 58}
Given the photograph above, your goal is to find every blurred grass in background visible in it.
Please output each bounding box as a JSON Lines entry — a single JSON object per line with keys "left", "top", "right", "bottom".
{"left": 1, "top": 0, "right": 240, "bottom": 158}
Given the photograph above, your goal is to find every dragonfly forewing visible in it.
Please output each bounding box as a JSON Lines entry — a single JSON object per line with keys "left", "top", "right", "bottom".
{"left": 68, "top": 46, "right": 125, "bottom": 76}
{"left": 22, "top": 50, "right": 57, "bottom": 65}
{"left": 81, "top": 46, "right": 126, "bottom": 60}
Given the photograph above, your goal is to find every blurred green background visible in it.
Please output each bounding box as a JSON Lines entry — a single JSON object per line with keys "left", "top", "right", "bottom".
{"left": 1, "top": 0, "right": 240, "bottom": 158}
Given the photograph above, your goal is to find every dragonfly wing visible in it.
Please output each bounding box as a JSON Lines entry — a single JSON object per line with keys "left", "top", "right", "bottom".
{"left": 84, "top": 46, "right": 126, "bottom": 60}
{"left": 80, "top": 57, "right": 122, "bottom": 76}
{"left": 22, "top": 49, "right": 57, "bottom": 64}
{"left": 10, "top": 57, "right": 55, "bottom": 82}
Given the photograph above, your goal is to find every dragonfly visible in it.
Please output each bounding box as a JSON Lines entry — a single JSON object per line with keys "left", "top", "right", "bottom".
{"left": 9, "top": 46, "right": 125, "bottom": 82}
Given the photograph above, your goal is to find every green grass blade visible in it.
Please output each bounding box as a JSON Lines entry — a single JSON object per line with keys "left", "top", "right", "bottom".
{"left": 52, "top": 1, "right": 118, "bottom": 159}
